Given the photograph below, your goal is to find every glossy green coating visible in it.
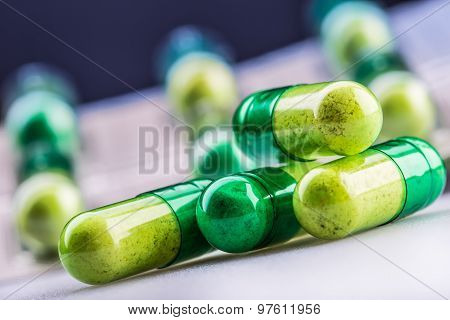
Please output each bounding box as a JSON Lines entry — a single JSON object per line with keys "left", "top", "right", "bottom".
{"left": 368, "top": 71, "right": 436, "bottom": 141}
{"left": 59, "top": 179, "right": 212, "bottom": 285}
{"left": 233, "top": 81, "right": 382, "bottom": 162}
{"left": 196, "top": 161, "right": 320, "bottom": 253}
{"left": 15, "top": 171, "right": 83, "bottom": 258}
{"left": 294, "top": 138, "right": 446, "bottom": 240}
{"left": 5, "top": 91, "right": 79, "bottom": 156}
{"left": 232, "top": 86, "right": 289, "bottom": 163}
{"left": 321, "top": 1, "right": 394, "bottom": 73}
{"left": 311, "top": 0, "right": 354, "bottom": 27}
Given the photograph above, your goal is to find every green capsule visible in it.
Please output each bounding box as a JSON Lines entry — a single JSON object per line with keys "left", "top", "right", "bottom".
{"left": 233, "top": 81, "right": 382, "bottom": 162}
{"left": 353, "top": 53, "right": 436, "bottom": 141}
{"left": 369, "top": 71, "right": 436, "bottom": 141}
{"left": 59, "top": 179, "right": 212, "bottom": 285}
{"left": 196, "top": 161, "right": 321, "bottom": 253}
{"left": 156, "top": 25, "right": 232, "bottom": 81}
{"left": 294, "top": 137, "right": 446, "bottom": 240}
{"left": 15, "top": 171, "right": 83, "bottom": 258}
{"left": 2, "top": 62, "right": 78, "bottom": 110}
{"left": 159, "top": 26, "right": 238, "bottom": 132}
{"left": 321, "top": 1, "right": 394, "bottom": 74}
{"left": 5, "top": 90, "right": 79, "bottom": 157}
{"left": 166, "top": 52, "right": 238, "bottom": 131}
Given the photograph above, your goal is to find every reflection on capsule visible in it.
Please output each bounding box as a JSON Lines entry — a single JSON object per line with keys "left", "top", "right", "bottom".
{"left": 233, "top": 81, "right": 382, "bottom": 162}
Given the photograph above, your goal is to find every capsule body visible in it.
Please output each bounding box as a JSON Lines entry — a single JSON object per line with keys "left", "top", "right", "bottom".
{"left": 59, "top": 179, "right": 212, "bottom": 285}
{"left": 321, "top": 1, "right": 394, "bottom": 73}
{"left": 5, "top": 90, "right": 79, "bottom": 158}
{"left": 196, "top": 161, "right": 321, "bottom": 253}
{"left": 15, "top": 170, "right": 83, "bottom": 258}
{"left": 294, "top": 137, "right": 446, "bottom": 240}
{"left": 233, "top": 81, "right": 382, "bottom": 162}
{"left": 369, "top": 71, "right": 436, "bottom": 141}
{"left": 353, "top": 53, "right": 437, "bottom": 141}
{"left": 159, "top": 26, "right": 238, "bottom": 132}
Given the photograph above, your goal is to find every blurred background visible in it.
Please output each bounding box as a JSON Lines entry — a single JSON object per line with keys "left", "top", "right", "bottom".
{"left": 0, "top": 0, "right": 409, "bottom": 103}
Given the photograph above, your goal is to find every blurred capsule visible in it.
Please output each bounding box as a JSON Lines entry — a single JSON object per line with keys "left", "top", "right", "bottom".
{"left": 59, "top": 179, "right": 212, "bottom": 284}
{"left": 196, "top": 161, "right": 320, "bottom": 253}
{"left": 321, "top": 1, "right": 394, "bottom": 74}
{"left": 157, "top": 26, "right": 238, "bottom": 132}
{"left": 5, "top": 90, "right": 79, "bottom": 157}
{"left": 310, "top": 0, "right": 354, "bottom": 27}
{"left": 15, "top": 170, "right": 83, "bottom": 258}
{"left": 2, "top": 62, "right": 78, "bottom": 113}
{"left": 233, "top": 81, "right": 382, "bottom": 162}
{"left": 294, "top": 137, "right": 446, "bottom": 240}
{"left": 370, "top": 71, "right": 436, "bottom": 141}
{"left": 354, "top": 53, "right": 436, "bottom": 140}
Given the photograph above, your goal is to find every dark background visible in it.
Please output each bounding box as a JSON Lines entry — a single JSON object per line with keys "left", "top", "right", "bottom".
{"left": 0, "top": 0, "right": 409, "bottom": 103}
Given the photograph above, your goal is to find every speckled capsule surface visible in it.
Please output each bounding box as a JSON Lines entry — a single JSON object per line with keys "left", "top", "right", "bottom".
{"left": 294, "top": 137, "right": 446, "bottom": 240}
{"left": 196, "top": 161, "right": 321, "bottom": 253}
{"left": 233, "top": 81, "right": 382, "bottom": 162}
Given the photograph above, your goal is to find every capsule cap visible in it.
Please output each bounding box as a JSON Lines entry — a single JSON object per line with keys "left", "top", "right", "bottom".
{"left": 372, "top": 137, "right": 446, "bottom": 219}
{"left": 196, "top": 167, "right": 299, "bottom": 253}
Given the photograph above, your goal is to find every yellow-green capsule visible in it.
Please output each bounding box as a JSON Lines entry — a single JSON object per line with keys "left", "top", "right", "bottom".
{"left": 15, "top": 171, "right": 83, "bottom": 258}
{"left": 59, "top": 179, "right": 212, "bottom": 285}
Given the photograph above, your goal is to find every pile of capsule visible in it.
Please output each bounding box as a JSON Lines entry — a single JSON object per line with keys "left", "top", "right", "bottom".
{"left": 56, "top": 17, "right": 446, "bottom": 285}
{"left": 315, "top": 0, "right": 437, "bottom": 141}
{"left": 2, "top": 63, "right": 83, "bottom": 259}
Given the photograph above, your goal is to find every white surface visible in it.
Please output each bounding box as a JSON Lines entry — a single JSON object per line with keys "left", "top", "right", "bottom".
{"left": 1, "top": 194, "right": 450, "bottom": 300}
